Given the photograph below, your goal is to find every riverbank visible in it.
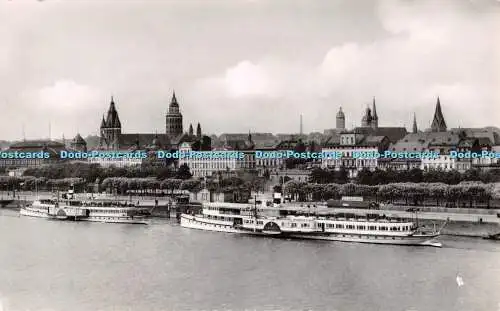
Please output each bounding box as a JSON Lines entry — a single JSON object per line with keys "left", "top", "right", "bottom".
{"left": 417, "top": 219, "right": 500, "bottom": 237}
{"left": 3, "top": 193, "right": 500, "bottom": 238}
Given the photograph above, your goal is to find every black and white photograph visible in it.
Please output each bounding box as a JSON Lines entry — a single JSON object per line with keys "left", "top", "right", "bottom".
{"left": 0, "top": 0, "right": 499, "bottom": 310}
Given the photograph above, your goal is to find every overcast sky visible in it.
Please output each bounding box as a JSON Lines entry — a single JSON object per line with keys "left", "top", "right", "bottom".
{"left": 0, "top": 0, "right": 499, "bottom": 141}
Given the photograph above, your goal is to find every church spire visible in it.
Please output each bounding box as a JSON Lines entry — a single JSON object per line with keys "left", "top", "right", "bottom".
{"left": 188, "top": 123, "right": 194, "bottom": 136}
{"left": 100, "top": 115, "right": 106, "bottom": 128}
{"left": 106, "top": 96, "right": 121, "bottom": 128}
{"left": 412, "top": 113, "right": 418, "bottom": 133}
{"left": 430, "top": 96, "right": 447, "bottom": 132}
{"left": 371, "top": 97, "right": 378, "bottom": 128}
{"left": 170, "top": 90, "right": 178, "bottom": 107}
{"left": 196, "top": 122, "right": 202, "bottom": 138}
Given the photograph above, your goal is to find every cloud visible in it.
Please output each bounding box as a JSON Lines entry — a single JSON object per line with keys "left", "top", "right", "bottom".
{"left": 23, "top": 80, "right": 102, "bottom": 113}
{"left": 212, "top": 61, "right": 276, "bottom": 98}
{"left": 194, "top": 0, "right": 500, "bottom": 133}
{"left": 10, "top": 80, "right": 105, "bottom": 139}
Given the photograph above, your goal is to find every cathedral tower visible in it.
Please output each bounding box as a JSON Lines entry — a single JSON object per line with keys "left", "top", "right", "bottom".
{"left": 99, "top": 96, "right": 122, "bottom": 149}
{"left": 361, "top": 105, "right": 372, "bottom": 127}
{"left": 430, "top": 97, "right": 447, "bottom": 132}
{"left": 165, "top": 91, "right": 183, "bottom": 138}
{"left": 196, "top": 122, "right": 202, "bottom": 138}
{"left": 336, "top": 107, "right": 345, "bottom": 130}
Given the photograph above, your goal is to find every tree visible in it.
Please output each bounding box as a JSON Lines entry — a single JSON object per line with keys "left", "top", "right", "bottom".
{"left": 407, "top": 168, "right": 423, "bottom": 183}
{"left": 356, "top": 168, "right": 373, "bottom": 185}
{"left": 176, "top": 164, "right": 192, "bottom": 180}
{"left": 335, "top": 168, "right": 349, "bottom": 184}
{"left": 180, "top": 179, "right": 201, "bottom": 192}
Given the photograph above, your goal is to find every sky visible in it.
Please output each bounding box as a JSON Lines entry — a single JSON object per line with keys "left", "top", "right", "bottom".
{"left": 0, "top": 0, "right": 499, "bottom": 141}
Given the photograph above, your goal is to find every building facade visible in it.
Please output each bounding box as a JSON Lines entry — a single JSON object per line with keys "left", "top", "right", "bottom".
{"left": 0, "top": 140, "right": 69, "bottom": 168}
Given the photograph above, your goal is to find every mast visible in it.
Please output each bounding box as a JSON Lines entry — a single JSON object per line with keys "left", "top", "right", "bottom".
{"left": 253, "top": 195, "right": 257, "bottom": 232}
{"left": 415, "top": 208, "right": 419, "bottom": 228}
{"left": 300, "top": 114, "right": 303, "bottom": 136}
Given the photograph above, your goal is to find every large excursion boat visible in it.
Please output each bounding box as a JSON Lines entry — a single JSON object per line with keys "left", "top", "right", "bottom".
{"left": 237, "top": 212, "right": 443, "bottom": 247}
{"left": 20, "top": 189, "right": 151, "bottom": 224}
{"left": 180, "top": 202, "right": 255, "bottom": 233}
{"left": 20, "top": 199, "right": 58, "bottom": 219}
{"left": 181, "top": 197, "right": 444, "bottom": 247}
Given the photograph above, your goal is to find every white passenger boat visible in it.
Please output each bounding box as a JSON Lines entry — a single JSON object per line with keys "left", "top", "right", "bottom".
{"left": 181, "top": 197, "right": 444, "bottom": 247}
{"left": 58, "top": 189, "right": 151, "bottom": 224}
{"left": 238, "top": 215, "right": 443, "bottom": 247}
{"left": 67, "top": 200, "right": 151, "bottom": 224}
{"left": 20, "top": 189, "right": 151, "bottom": 224}
{"left": 180, "top": 202, "right": 253, "bottom": 233}
{"left": 19, "top": 199, "right": 57, "bottom": 219}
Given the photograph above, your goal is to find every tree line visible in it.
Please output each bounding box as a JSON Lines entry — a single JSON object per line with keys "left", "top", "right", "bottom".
{"left": 283, "top": 180, "right": 500, "bottom": 208}
{"left": 20, "top": 162, "right": 193, "bottom": 181}
{"left": 309, "top": 167, "right": 500, "bottom": 185}
{"left": 1, "top": 167, "right": 266, "bottom": 196}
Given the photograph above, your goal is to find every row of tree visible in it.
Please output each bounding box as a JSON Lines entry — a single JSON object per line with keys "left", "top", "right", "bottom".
{"left": 21, "top": 162, "right": 193, "bottom": 181}
{"left": 283, "top": 180, "right": 500, "bottom": 208}
{"left": 0, "top": 176, "right": 84, "bottom": 192}
{"left": 308, "top": 167, "right": 500, "bottom": 185}
{"left": 0, "top": 174, "right": 266, "bottom": 196}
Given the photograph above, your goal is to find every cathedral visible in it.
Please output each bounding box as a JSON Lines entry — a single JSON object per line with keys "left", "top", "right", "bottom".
{"left": 360, "top": 97, "right": 379, "bottom": 129}
{"left": 98, "top": 91, "right": 211, "bottom": 151}
{"left": 333, "top": 97, "right": 407, "bottom": 144}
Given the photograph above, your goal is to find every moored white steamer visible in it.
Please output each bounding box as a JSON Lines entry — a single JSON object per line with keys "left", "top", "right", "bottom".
{"left": 180, "top": 197, "right": 444, "bottom": 247}
{"left": 238, "top": 214, "right": 443, "bottom": 247}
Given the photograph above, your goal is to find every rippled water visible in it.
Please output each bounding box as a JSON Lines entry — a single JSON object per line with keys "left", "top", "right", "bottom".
{"left": 0, "top": 208, "right": 499, "bottom": 311}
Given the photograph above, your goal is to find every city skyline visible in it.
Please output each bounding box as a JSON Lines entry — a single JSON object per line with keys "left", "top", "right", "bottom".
{"left": 1, "top": 0, "right": 499, "bottom": 140}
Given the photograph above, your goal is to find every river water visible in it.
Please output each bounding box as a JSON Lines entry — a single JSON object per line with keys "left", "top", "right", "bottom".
{"left": 0, "top": 208, "right": 499, "bottom": 311}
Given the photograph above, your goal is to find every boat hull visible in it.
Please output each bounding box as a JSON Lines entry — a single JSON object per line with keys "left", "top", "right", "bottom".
{"left": 238, "top": 231, "right": 441, "bottom": 247}
{"left": 180, "top": 214, "right": 245, "bottom": 233}
{"left": 19, "top": 208, "right": 52, "bottom": 219}
{"left": 287, "top": 233, "right": 441, "bottom": 247}
{"left": 483, "top": 233, "right": 500, "bottom": 240}
{"left": 81, "top": 217, "right": 149, "bottom": 225}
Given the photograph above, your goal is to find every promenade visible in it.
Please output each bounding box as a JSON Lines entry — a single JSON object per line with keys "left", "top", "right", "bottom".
{"left": 0, "top": 191, "right": 172, "bottom": 207}
{"left": 3, "top": 191, "right": 500, "bottom": 223}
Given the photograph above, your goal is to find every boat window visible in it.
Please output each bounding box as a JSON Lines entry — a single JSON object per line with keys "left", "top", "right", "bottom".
{"left": 336, "top": 224, "right": 344, "bottom": 229}
{"left": 347, "top": 225, "right": 354, "bottom": 229}
{"left": 357, "top": 225, "right": 365, "bottom": 230}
